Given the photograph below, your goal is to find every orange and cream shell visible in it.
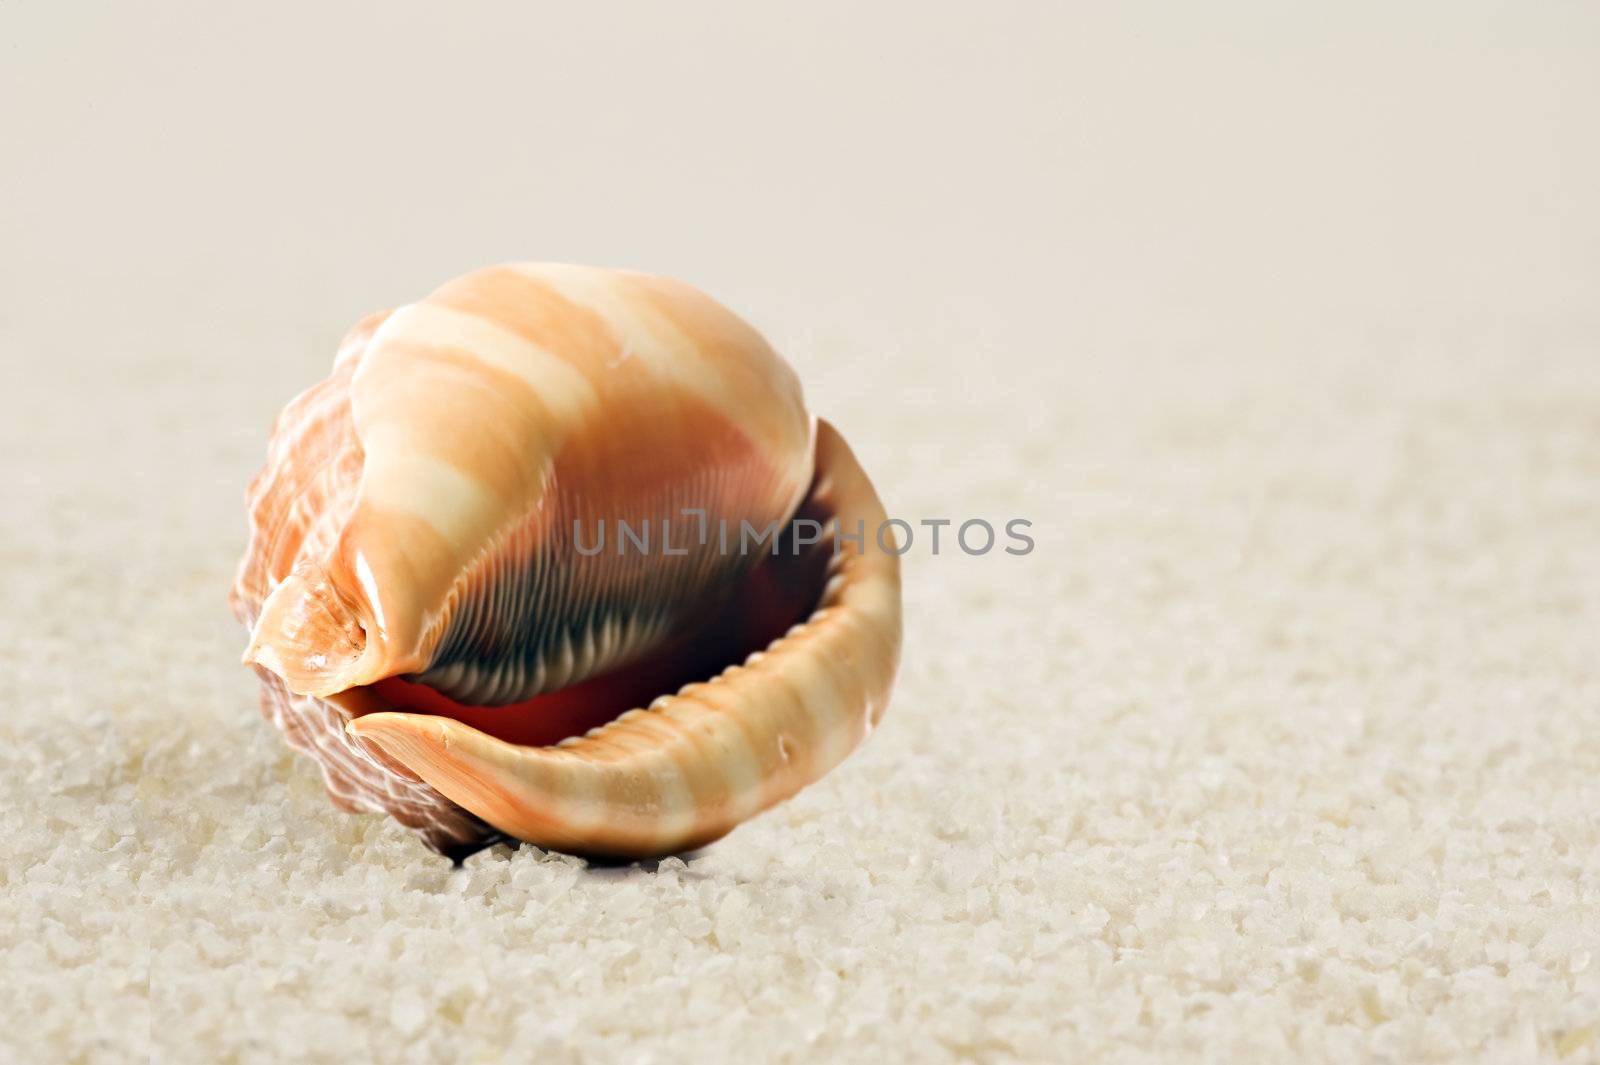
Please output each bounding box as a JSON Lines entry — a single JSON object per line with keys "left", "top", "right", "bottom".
{"left": 230, "top": 263, "right": 901, "bottom": 858}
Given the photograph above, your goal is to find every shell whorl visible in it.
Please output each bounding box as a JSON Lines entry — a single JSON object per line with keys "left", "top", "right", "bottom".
{"left": 243, "top": 263, "right": 814, "bottom": 705}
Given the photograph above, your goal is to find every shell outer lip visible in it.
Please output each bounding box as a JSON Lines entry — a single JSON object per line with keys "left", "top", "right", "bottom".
{"left": 348, "top": 418, "right": 902, "bottom": 859}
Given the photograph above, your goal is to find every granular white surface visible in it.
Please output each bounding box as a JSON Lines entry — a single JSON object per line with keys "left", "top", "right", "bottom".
{"left": 3, "top": 337, "right": 1598, "bottom": 1064}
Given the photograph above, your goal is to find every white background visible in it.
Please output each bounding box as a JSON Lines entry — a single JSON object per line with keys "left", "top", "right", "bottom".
{"left": 5, "top": 1, "right": 1596, "bottom": 363}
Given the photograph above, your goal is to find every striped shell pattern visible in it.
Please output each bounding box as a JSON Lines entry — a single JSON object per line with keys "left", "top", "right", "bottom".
{"left": 231, "top": 263, "right": 902, "bottom": 858}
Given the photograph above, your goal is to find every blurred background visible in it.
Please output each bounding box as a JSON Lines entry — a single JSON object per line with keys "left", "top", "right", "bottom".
{"left": 4, "top": 1, "right": 1596, "bottom": 365}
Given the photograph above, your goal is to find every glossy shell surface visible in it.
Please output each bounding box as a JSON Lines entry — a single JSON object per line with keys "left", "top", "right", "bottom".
{"left": 232, "top": 263, "right": 901, "bottom": 857}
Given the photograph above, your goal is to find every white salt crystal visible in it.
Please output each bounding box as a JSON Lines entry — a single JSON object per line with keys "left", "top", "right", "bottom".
{"left": 388, "top": 989, "right": 429, "bottom": 1038}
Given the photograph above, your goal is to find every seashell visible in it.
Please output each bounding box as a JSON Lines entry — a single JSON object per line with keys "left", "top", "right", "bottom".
{"left": 230, "top": 263, "right": 902, "bottom": 858}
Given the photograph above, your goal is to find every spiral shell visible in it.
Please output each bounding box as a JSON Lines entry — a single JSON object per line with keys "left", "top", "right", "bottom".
{"left": 231, "top": 263, "right": 901, "bottom": 857}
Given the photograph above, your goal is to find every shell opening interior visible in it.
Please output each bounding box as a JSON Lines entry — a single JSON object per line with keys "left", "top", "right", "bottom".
{"left": 359, "top": 491, "right": 837, "bottom": 749}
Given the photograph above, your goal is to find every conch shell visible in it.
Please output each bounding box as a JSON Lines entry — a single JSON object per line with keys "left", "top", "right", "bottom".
{"left": 230, "top": 263, "right": 901, "bottom": 858}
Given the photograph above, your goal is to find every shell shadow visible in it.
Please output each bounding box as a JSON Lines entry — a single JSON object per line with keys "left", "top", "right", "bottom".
{"left": 443, "top": 832, "right": 711, "bottom": 873}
